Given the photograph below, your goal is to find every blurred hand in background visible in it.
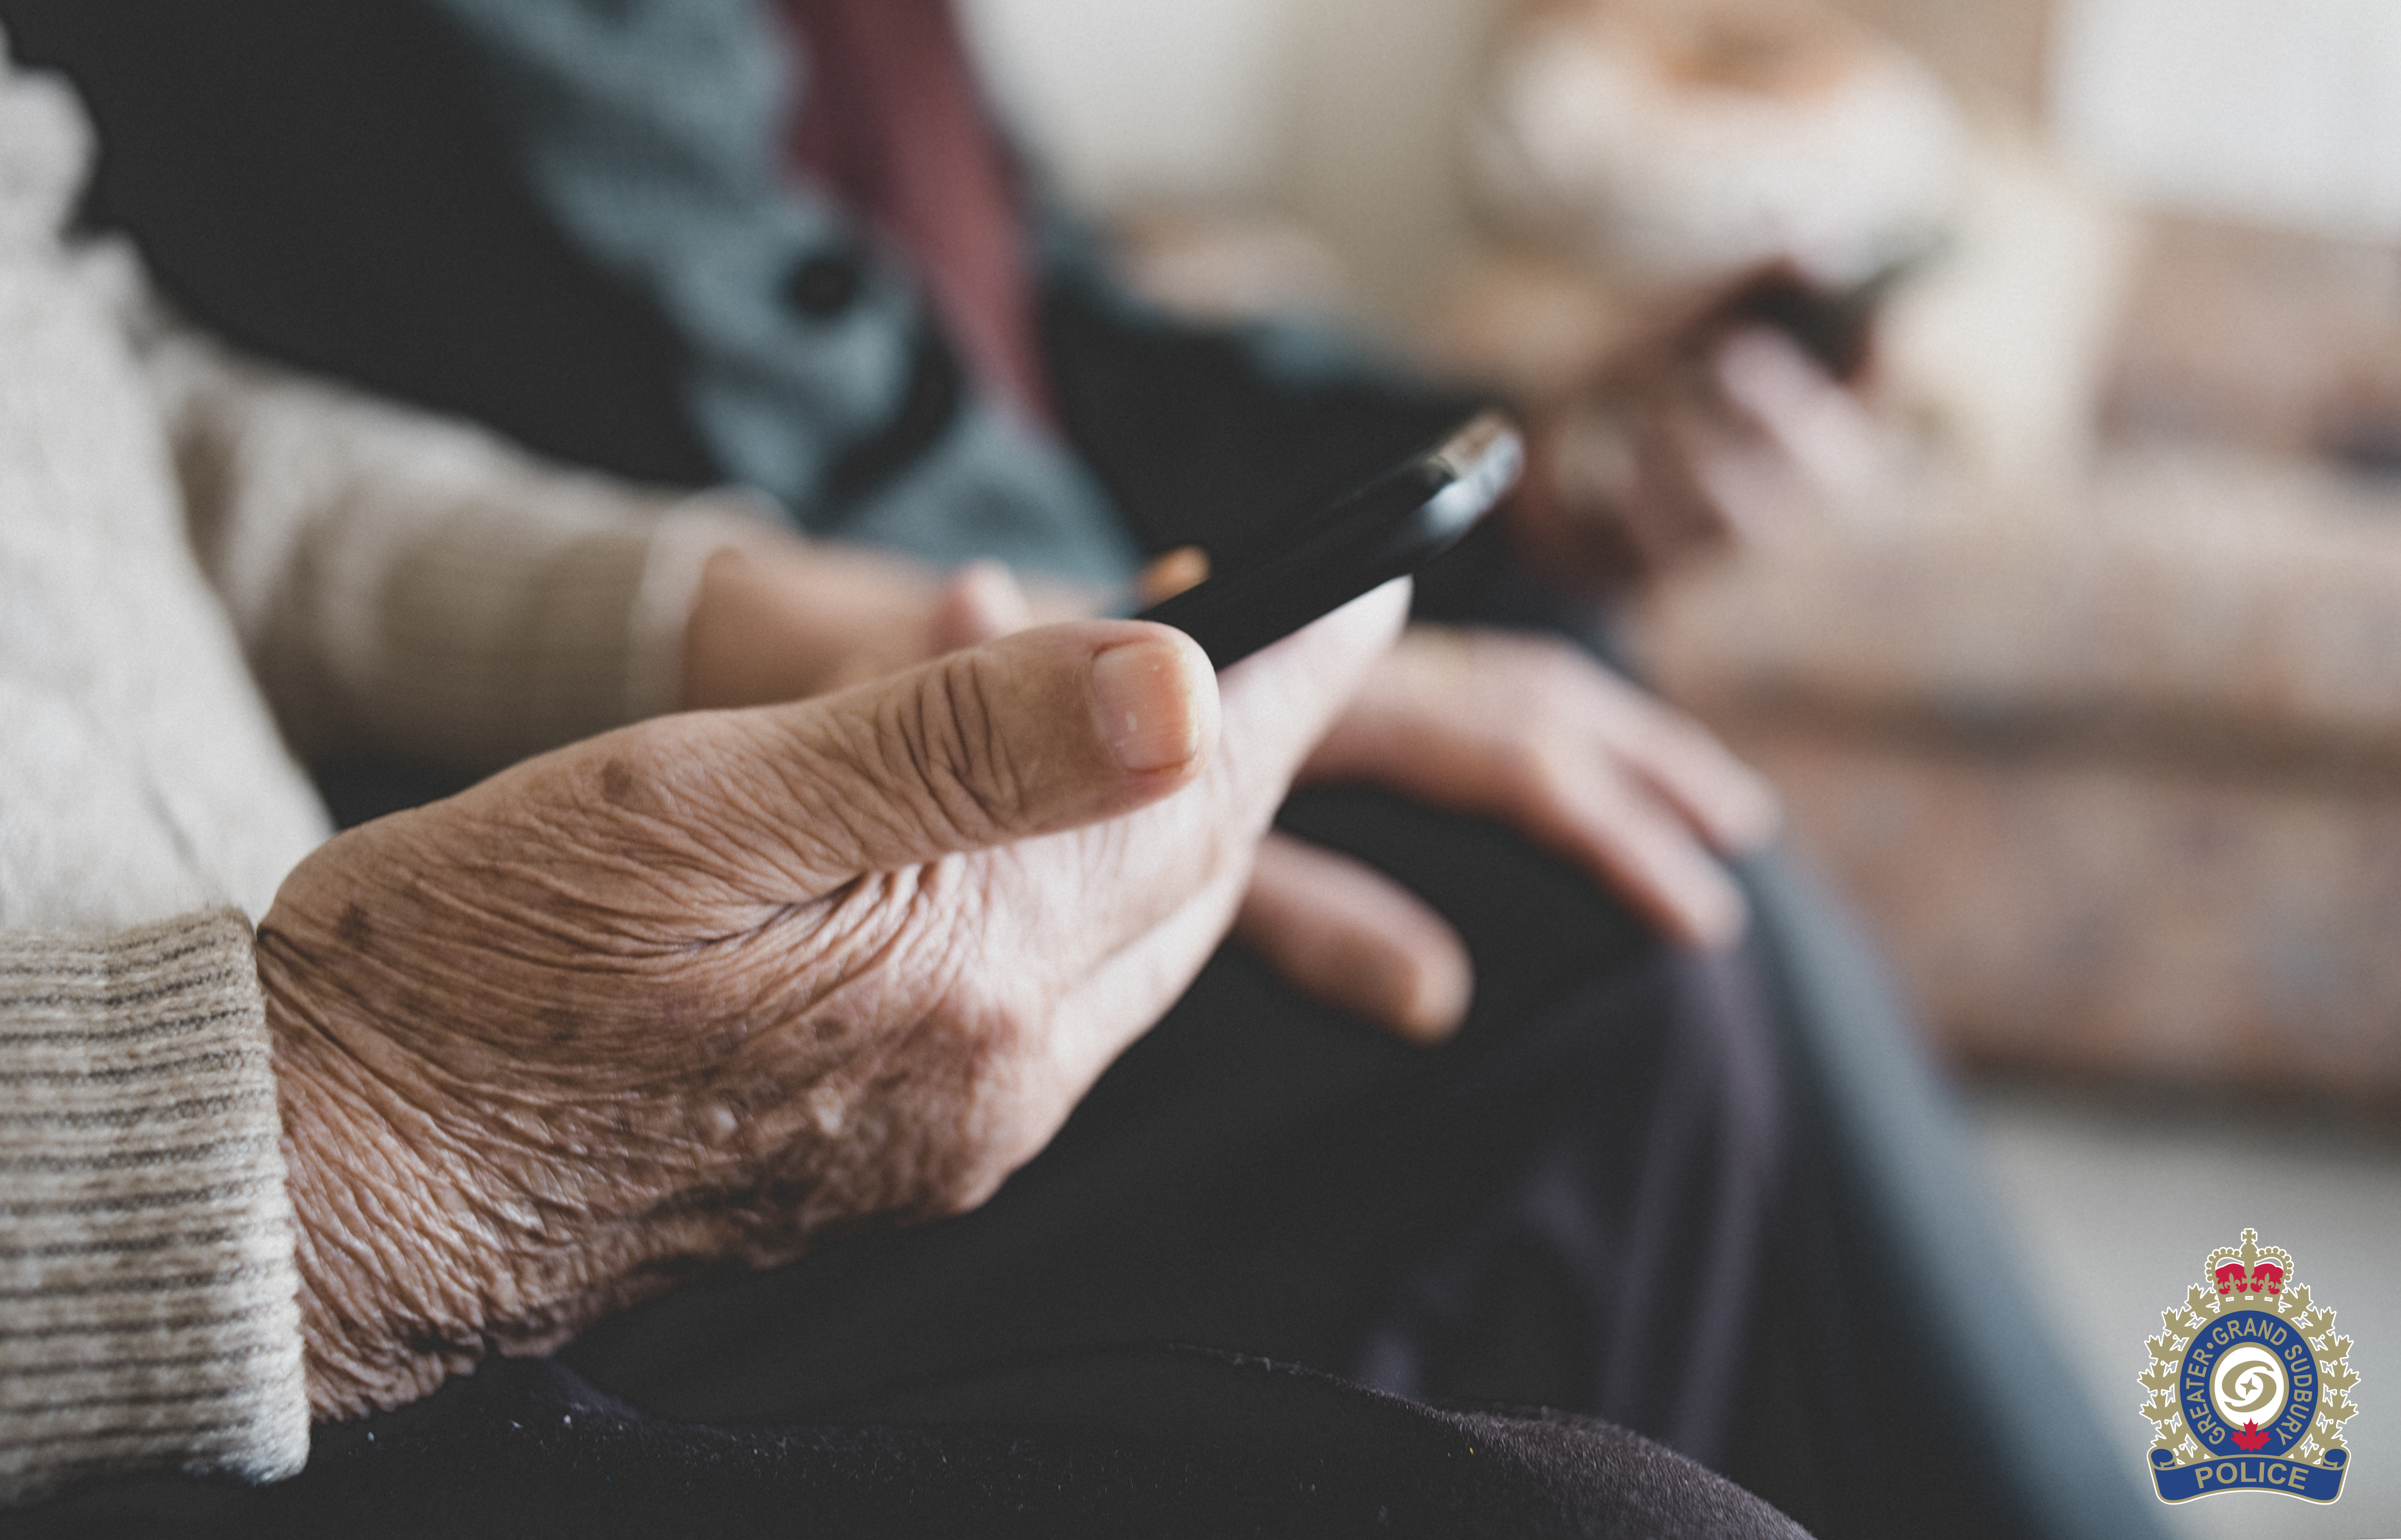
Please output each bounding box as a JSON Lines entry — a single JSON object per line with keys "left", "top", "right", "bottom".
{"left": 1511, "top": 295, "right": 1888, "bottom": 592}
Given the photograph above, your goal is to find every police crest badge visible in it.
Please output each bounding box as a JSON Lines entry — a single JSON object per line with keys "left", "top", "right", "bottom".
{"left": 2139, "top": 1229, "right": 2359, "bottom": 1503}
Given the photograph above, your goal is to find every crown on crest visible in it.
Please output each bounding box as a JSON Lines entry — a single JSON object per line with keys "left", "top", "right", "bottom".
{"left": 2204, "top": 1228, "right": 2294, "bottom": 1299}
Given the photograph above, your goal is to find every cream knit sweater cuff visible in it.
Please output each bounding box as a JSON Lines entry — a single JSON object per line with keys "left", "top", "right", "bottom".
{"left": 0, "top": 911, "right": 307, "bottom": 1506}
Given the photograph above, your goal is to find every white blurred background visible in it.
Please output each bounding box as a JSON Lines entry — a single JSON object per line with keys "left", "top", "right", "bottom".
{"left": 967, "top": 0, "right": 2401, "bottom": 310}
{"left": 963, "top": 0, "right": 1498, "bottom": 317}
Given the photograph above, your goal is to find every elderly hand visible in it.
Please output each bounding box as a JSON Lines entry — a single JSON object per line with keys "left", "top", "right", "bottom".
{"left": 1235, "top": 627, "right": 1779, "bottom": 1043}
{"left": 258, "top": 583, "right": 1406, "bottom": 1420}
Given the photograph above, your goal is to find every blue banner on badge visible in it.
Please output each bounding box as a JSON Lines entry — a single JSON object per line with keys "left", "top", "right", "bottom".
{"left": 2138, "top": 1231, "right": 2359, "bottom": 1506}
{"left": 2150, "top": 1446, "right": 2346, "bottom": 1503}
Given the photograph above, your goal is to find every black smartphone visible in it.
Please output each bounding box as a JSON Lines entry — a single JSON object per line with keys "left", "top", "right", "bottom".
{"left": 1135, "top": 411, "right": 1523, "bottom": 670}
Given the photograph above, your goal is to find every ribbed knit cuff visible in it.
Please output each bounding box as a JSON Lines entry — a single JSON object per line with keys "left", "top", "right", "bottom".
{"left": 0, "top": 911, "right": 307, "bottom": 1505}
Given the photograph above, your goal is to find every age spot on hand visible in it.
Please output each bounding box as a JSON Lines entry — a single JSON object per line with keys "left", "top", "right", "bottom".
{"left": 599, "top": 757, "right": 642, "bottom": 807}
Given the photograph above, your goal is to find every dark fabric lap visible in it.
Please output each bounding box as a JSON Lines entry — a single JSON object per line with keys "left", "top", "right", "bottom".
{"left": 3, "top": 1351, "right": 1807, "bottom": 1540}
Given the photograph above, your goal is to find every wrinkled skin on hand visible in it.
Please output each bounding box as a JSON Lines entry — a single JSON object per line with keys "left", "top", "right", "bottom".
{"left": 259, "top": 587, "right": 1405, "bottom": 1420}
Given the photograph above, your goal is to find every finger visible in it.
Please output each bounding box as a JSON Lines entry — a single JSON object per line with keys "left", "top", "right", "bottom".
{"left": 1631, "top": 398, "right": 1757, "bottom": 560}
{"left": 1578, "top": 679, "right": 1781, "bottom": 853}
{"left": 930, "top": 560, "right": 1035, "bottom": 651}
{"left": 1525, "top": 748, "right": 1750, "bottom": 948}
{"left": 1234, "top": 833, "right": 1470, "bottom": 1045}
{"left": 1616, "top": 720, "right": 1781, "bottom": 855}
{"left": 1684, "top": 431, "right": 1811, "bottom": 543}
{"left": 1710, "top": 326, "right": 1885, "bottom": 506}
{"left": 714, "top": 621, "right": 1221, "bottom": 883}
{"left": 1619, "top": 716, "right": 1781, "bottom": 855}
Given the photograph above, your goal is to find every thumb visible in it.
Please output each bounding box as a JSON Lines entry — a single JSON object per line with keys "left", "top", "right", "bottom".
{"left": 716, "top": 620, "right": 1219, "bottom": 883}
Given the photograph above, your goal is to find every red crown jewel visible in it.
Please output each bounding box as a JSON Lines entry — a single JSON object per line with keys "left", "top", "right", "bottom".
{"left": 2206, "top": 1229, "right": 2293, "bottom": 1299}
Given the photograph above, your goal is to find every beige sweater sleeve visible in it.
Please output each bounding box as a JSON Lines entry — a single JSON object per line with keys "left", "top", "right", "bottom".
{"left": 0, "top": 915, "right": 307, "bottom": 1505}
{"left": 0, "top": 58, "right": 759, "bottom": 1504}
{"left": 140, "top": 316, "right": 766, "bottom": 776}
{"left": 0, "top": 304, "right": 759, "bottom": 1500}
